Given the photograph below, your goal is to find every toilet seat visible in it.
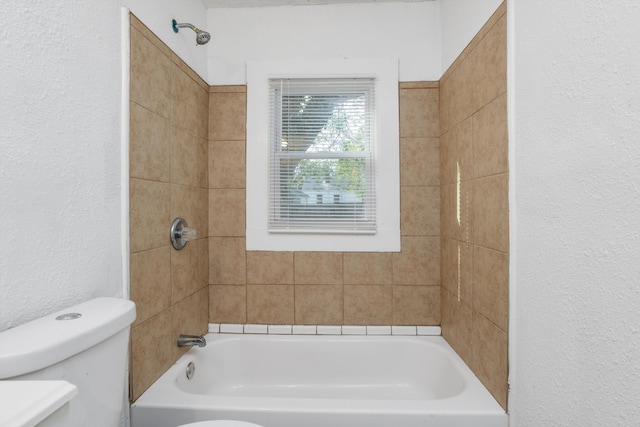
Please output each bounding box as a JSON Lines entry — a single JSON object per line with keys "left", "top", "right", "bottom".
{"left": 177, "top": 421, "right": 264, "bottom": 427}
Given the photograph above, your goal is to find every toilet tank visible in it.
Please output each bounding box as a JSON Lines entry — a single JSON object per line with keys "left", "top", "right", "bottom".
{"left": 0, "top": 297, "right": 136, "bottom": 427}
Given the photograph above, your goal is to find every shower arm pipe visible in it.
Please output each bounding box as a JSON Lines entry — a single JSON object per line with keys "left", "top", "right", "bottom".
{"left": 173, "top": 21, "right": 196, "bottom": 32}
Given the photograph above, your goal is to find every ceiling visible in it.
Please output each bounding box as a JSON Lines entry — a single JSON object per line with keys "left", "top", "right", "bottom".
{"left": 203, "top": 0, "right": 433, "bottom": 8}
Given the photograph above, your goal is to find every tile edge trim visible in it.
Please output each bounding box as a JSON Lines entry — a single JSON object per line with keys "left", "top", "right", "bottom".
{"left": 209, "top": 323, "right": 441, "bottom": 336}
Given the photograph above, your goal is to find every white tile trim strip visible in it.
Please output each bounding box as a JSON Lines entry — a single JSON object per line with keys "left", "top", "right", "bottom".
{"left": 292, "top": 325, "right": 317, "bottom": 335}
{"left": 391, "top": 325, "right": 417, "bottom": 335}
{"left": 210, "top": 324, "right": 441, "bottom": 336}
{"left": 342, "top": 325, "right": 367, "bottom": 335}
{"left": 244, "top": 324, "right": 268, "bottom": 334}
{"left": 317, "top": 325, "right": 342, "bottom": 335}
{"left": 417, "top": 326, "right": 442, "bottom": 336}
{"left": 367, "top": 325, "right": 392, "bottom": 335}
{"left": 268, "top": 325, "right": 292, "bottom": 334}
{"left": 219, "top": 323, "right": 243, "bottom": 334}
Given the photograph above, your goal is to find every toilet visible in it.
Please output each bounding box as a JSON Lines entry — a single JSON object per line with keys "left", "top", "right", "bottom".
{"left": 178, "top": 422, "right": 263, "bottom": 427}
{"left": 0, "top": 297, "right": 136, "bottom": 426}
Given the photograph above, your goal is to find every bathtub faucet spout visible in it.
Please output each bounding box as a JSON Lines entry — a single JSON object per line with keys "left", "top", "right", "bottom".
{"left": 177, "top": 334, "right": 207, "bottom": 347}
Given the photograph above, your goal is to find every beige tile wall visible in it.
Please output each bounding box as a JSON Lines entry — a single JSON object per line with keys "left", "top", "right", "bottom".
{"left": 208, "top": 82, "right": 441, "bottom": 327}
{"left": 129, "top": 15, "right": 209, "bottom": 400}
{"left": 439, "top": 2, "right": 509, "bottom": 409}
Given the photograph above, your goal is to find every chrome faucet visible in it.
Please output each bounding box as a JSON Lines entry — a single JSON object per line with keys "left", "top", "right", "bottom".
{"left": 177, "top": 334, "right": 206, "bottom": 348}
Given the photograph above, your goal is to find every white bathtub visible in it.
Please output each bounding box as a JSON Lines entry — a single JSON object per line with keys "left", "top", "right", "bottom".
{"left": 131, "top": 333, "right": 507, "bottom": 427}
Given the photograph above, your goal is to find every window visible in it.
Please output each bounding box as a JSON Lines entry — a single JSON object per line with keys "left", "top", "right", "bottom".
{"left": 268, "top": 78, "right": 376, "bottom": 234}
{"left": 246, "top": 59, "right": 400, "bottom": 252}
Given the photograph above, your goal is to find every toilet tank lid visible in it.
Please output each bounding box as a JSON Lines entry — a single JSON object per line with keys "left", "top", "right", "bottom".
{"left": 0, "top": 298, "right": 136, "bottom": 379}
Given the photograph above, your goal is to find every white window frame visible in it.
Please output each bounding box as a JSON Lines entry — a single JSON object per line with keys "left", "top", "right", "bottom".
{"left": 246, "top": 58, "right": 400, "bottom": 252}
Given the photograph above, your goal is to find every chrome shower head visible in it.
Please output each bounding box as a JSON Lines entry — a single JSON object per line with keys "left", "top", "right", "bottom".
{"left": 195, "top": 30, "right": 211, "bottom": 45}
{"left": 172, "top": 20, "right": 211, "bottom": 45}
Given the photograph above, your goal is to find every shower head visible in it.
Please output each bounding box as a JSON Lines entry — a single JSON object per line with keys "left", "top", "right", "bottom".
{"left": 172, "top": 20, "right": 211, "bottom": 45}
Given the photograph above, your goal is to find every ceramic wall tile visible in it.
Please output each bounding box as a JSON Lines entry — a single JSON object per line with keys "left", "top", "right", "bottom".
{"left": 472, "top": 15, "right": 507, "bottom": 111}
{"left": 450, "top": 117, "right": 473, "bottom": 185}
{"left": 209, "top": 237, "right": 246, "bottom": 285}
{"left": 439, "top": 130, "right": 452, "bottom": 186}
{"left": 247, "top": 285, "right": 294, "bottom": 324}
{"left": 399, "top": 88, "right": 439, "bottom": 138}
{"left": 130, "top": 102, "right": 170, "bottom": 182}
{"left": 209, "top": 284, "right": 247, "bottom": 324}
{"left": 171, "top": 184, "right": 198, "bottom": 228}
{"left": 208, "top": 189, "right": 245, "bottom": 237}
{"left": 472, "top": 173, "right": 509, "bottom": 252}
{"left": 197, "top": 136, "right": 208, "bottom": 188}
{"left": 295, "top": 285, "right": 344, "bottom": 325}
{"left": 171, "top": 125, "right": 198, "bottom": 187}
{"left": 130, "top": 15, "right": 172, "bottom": 58}
{"left": 400, "top": 137, "right": 440, "bottom": 187}
{"left": 130, "top": 27, "right": 171, "bottom": 118}
{"left": 209, "top": 91, "right": 247, "bottom": 141}
{"left": 473, "top": 245, "right": 509, "bottom": 331}
{"left": 294, "top": 252, "right": 343, "bottom": 285}
{"left": 448, "top": 56, "right": 475, "bottom": 127}
{"left": 196, "top": 238, "right": 209, "bottom": 287}
{"left": 442, "top": 237, "right": 473, "bottom": 303}
{"left": 473, "top": 93, "right": 508, "bottom": 178}
{"left": 393, "top": 236, "right": 440, "bottom": 286}
{"left": 171, "top": 62, "right": 209, "bottom": 139}
{"left": 400, "top": 186, "right": 440, "bottom": 236}
{"left": 208, "top": 140, "right": 246, "bottom": 189}
{"left": 170, "top": 237, "right": 202, "bottom": 303}
{"left": 440, "top": 180, "right": 472, "bottom": 243}
{"left": 130, "top": 178, "right": 170, "bottom": 253}
{"left": 197, "top": 188, "right": 209, "bottom": 237}
{"left": 130, "top": 247, "right": 171, "bottom": 326}
{"left": 344, "top": 285, "right": 393, "bottom": 325}
{"left": 441, "top": 289, "right": 473, "bottom": 366}
{"left": 472, "top": 311, "right": 508, "bottom": 409}
{"left": 393, "top": 285, "right": 440, "bottom": 325}
{"left": 343, "top": 252, "right": 393, "bottom": 285}
{"left": 171, "top": 52, "right": 208, "bottom": 91}
{"left": 130, "top": 310, "right": 172, "bottom": 400}
{"left": 246, "top": 251, "right": 294, "bottom": 285}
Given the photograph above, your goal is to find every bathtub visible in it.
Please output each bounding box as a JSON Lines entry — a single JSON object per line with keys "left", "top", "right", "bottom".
{"left": 131, "top": 333, "right": 507, "bottom": 427}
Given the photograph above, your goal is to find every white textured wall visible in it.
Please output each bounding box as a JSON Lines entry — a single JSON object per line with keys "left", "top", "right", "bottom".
{"left": 440, "top": 0, "right": 503, "bottom": 72}
{"left": 510, "top": 1, "right": 640, "bottom": 425}
{"left": 207, "top": 2, "right": 441, "bottom": 84}
{"left": 0, "top": 1, "right": 125, "bottom": 331}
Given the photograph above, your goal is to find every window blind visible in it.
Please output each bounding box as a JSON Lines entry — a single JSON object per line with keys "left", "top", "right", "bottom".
{"left": 268, "top": 78, "right": 377, "bottom": 234}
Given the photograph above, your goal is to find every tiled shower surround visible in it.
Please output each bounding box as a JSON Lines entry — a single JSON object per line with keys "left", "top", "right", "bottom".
{"left": 440, "top": 4, "right": 508, "bottom": 408}
{"left": 129, "top": 1, "right": 508, "bottom": 409}
{"left": 208, "top": 82, "right": 441, "bottom": 327}
{"left": 128, "top": 15, "right": 209, "bottom": 400}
